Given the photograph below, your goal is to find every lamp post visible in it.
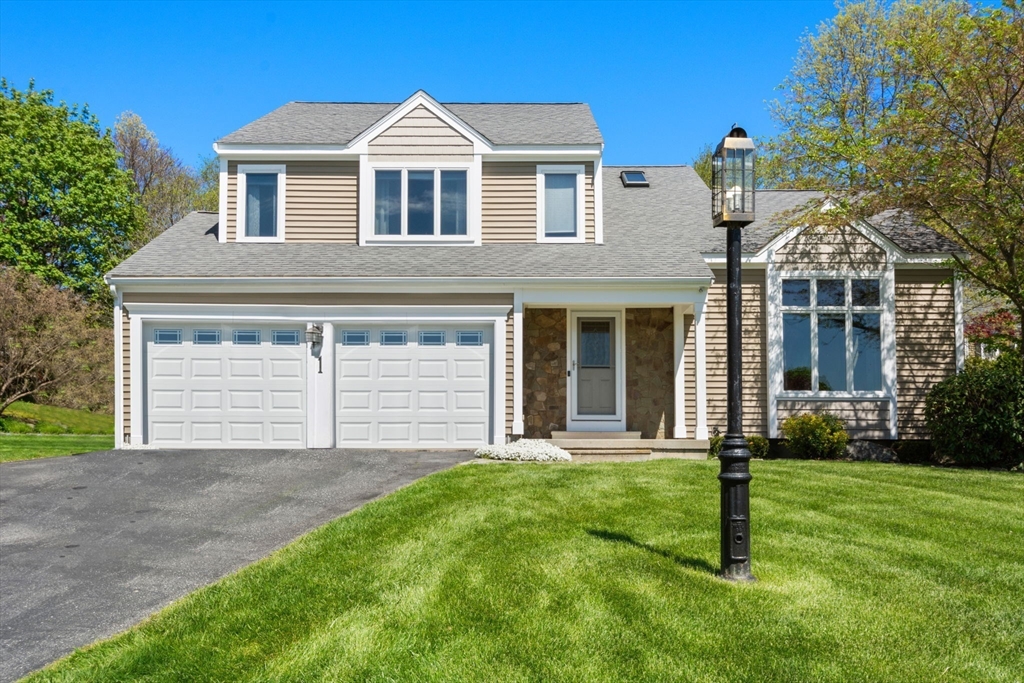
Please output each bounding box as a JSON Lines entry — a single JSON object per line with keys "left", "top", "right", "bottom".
{"left": 711, "top": 126, "right": 756, "bottom": 582}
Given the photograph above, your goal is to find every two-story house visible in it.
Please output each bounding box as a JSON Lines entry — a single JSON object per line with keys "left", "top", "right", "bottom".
{"left": 105, "top": 91, "right": 963, "bottom": 451}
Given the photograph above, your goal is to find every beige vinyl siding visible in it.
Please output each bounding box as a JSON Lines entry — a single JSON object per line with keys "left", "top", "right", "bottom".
{"left": 481, "top": 161, "right": 596, "bottom": 243}
{"left": 506, "top": 321, "right": 514, "bottom": 437}
{"left": 122, "top": 292, "right": 513, "bottom": 306}
{"left": 778, "top": 400, "right": 891, "bottom": 439}
{"left": 368, "top": 105, "right": 473, "bottom": 161}
{"left": 896, "top": 268, "right": 956, "bottom": 438}
{"left": 225, "top": 161, "right": 358, "bottom": 243}
{"left": 776, "top": 224, "right": 887, "bottom": 271}
{"left": 122, "top": 311, "right": 130, "bottom": 439}
{"left": 706, "top": 269, "right": 768, "bottom": 437}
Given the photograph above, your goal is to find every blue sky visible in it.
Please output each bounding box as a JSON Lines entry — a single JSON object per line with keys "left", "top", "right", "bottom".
{"left": 1, "top": 0, "right": 836, "bottom": 168}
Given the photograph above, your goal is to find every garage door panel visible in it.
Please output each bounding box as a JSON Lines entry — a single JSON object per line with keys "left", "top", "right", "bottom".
{"left": 146, "top": 324, "right": 306, "bottom": 448}
{"left": 336, "top": 325, "right": 491, "bottom": 447}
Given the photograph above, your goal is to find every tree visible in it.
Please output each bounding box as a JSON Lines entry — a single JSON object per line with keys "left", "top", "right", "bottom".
{"left": 194, "top": 155, "right": 220, "bottom": 212}
{"left": 769, "top": 0, "right": 1024, "bottom": 356}
{"left": 0, "top": 267, "right": 112, "bottom": 416}
{"left": 690, "top": 140, "right": 813, "bottom": 190}
{"left": 0, "top": 80, "right": 144, "bottom": 303}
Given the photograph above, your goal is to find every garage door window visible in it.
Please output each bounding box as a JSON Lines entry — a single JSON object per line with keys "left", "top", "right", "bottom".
{"left": 193, "top": 329, "right": 221, "bottom": 345}
{"left": 154, "top": 329, "right": 182, "bottom": 345}
{"left": 233, "top": 330, "right": 261, "bottom": 345}
{"left": 419, "top": 331, "right": 446, "bottom": 346}
{"left": 457, "top": 331, "right": 484, "bottom": 346}
{"left": 272, "top": 330, "right": 301, "bottom": 346}
{"left": 342, "top": 330, "right": 370, "bottom": 346}
{"left": 381, "top": 331, "right": 407, "bottom": 346}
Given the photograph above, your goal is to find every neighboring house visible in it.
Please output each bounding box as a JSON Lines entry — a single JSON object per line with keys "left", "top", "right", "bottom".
{"left": 105, "top": 90, "right": 963, "bottom": 450}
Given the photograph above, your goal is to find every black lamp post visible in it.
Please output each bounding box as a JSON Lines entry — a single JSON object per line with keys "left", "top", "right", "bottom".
{"left": 711, "top": 126, "right": 756, "bottom": 582}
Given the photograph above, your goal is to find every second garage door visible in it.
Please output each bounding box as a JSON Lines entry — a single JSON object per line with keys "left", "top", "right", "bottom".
{"left": 335, "top": 325, "right": 492, "bottom": 447}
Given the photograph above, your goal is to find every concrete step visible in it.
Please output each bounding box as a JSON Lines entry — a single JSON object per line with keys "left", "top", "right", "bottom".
{"left": 550, "top": 431, "right": 643, "bottom": 440}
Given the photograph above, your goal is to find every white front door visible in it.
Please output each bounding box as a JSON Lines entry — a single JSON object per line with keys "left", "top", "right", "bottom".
{"left": 568, "top": 310, "right": 626, "bottom": 430}
{"left": 145, "top": 323, "right": 307, "bottom": 447}
{"left": 335, "top": 325, "right": 492, "bottom": 447}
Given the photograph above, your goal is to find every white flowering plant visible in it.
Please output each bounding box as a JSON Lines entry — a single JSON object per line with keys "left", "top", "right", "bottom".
{"left": 475, "top": 439, "right": 572, "bottom": 462}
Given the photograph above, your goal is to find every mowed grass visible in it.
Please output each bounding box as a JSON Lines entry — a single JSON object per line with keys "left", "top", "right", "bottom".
{"left": 0, "top": 435, "right": 115, "bottom": 463}
{"left": 28, "top": 460, "right": 1024, "bottom": 683}
{"left": 0, "top": 401, "right": 114, "bottom": 435}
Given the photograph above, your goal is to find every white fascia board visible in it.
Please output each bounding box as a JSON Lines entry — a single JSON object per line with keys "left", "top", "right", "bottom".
{"left": 893, "top": 254, "right": 956, "bottom": 265}
{"left": 125, "top": 303, "right": 514, "bottom": 321}
{"left": 481, "top": 146, "right": 603, "bottom": 160}
{"left": 214, "top": 145, "right": 360, "bottom": 160}
{"left": 345, "top": 91, "right": 492, "bottom": 155}
{"left": 701, "top": 254, "right": 768, "bottom": 266}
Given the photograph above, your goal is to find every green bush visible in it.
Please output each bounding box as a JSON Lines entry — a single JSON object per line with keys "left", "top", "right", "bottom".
{"left": 36, "top": 422, "right": 69, "bottom": 434}
{"left": 708, "top": 432, "right": 724, "bottom": 458}
{"left": 781, "top": 413, "right": 850, "bottom": 459}
{"left": 746, "top": 435, "right": 770, "bottom": 459}
{"left": 925, "top": 352, "right": 1024, "bottom": 467}
{"left": 0, "top": 416, "right": 33, "bottom": 433}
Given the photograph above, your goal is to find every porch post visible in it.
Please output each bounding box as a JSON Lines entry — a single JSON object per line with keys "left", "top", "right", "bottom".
{"left": 512, "top": 293, "right": 524, "bottom": 435}
{"left": 129, "top": 312, "right": 143, "bottom": 446}
{"left": 694, "top": 301, "right": 709, "bottom": 440}
{"left": 673, "top": 304, "right": 687, "bottom": 438}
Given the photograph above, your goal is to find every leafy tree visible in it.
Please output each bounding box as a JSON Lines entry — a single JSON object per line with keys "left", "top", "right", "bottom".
{"left": 195, "top": 155, "right": 220, "bottom": 212}
{"left": 0, "top": 267, "right": 112, "bottom": 416}
{"left": 0, "top": 80, "right": 144, "bottom": 303}
{"left": 768, "top": 0, "right": 1024, "bottom": 355}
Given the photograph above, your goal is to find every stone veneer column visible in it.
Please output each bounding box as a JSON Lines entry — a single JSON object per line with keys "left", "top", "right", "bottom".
{"left": 523, "top": 308, "right": 567, "bottom": 438}
{"left": 625, "top": 308, "right": 675, "bottom": 438}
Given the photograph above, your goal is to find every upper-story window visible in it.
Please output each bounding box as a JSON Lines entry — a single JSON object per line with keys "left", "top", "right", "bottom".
{"left": 374, "top": 168, "right": 468, "bottom": 237}
{"left": 236, "top": 164, "right": 286, "bottom": 242}
{"left": 537, "top": 165, "right": 585, "bottom": 243}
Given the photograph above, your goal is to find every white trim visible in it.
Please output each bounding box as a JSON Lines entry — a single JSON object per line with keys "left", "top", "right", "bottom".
{"left": 307, "top": 322, "right": 336, "bottom": 448}
{"left": 123, "top": 303, "right": 513, "bottom": 322}
{"left": 882, "top": 261, "right": 898, "bottom": 439}
{"left": 567, "top": 309, "right": 626, "bottom": 431}
{"left": 212, "top": 143, "right": 602, "bottom": 160}
{"left": 235, "top": 164, "right": 286, "bottom": 243}
{"left": 345, "top": 90, "right": 492, "bottom": 155}
{"left": 954, "top": 276, "right": 965, "bottom": 372}
{"left": 129, "top": 313, "right": 143, "bottom": 446}
{"left": 594, "top": 155, "right": 604, "bottom": 244}
{"left": 536, "top": 164, "right": 586, "bottom": 243}
{"left": 672, "top": 304, "right": 687, "bottom": 438}
{"left": 360, "top": 161, "right": 480, "bottom": 245}
{"left": 217, "top": 158, "right": 227, "bottom": 243}
{"left": 512, "top": 291, "right": 524, "bottom": 435}
{"left": 112, "top": 287, "right": 124, "bottom": 447}
{"left": 765, "top": 250, "right": 782, "bottom": 438}
{"left": 493, "top": 317, "right": 507, "bottom": 444}
{"left": 694, "top": 302, "right": 708, "bottom": 440}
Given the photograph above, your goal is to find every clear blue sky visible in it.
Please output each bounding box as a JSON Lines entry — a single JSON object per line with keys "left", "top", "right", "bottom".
{"left": 1, "top": 0, "right": 836, "bottom": 168}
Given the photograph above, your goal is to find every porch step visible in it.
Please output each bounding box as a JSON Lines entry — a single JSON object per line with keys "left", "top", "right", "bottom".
{"left": 550, "top": 431, "right": 642, "bottom": 440}
{"left": 547, "top": 438, "right": 710, "bottom": 462}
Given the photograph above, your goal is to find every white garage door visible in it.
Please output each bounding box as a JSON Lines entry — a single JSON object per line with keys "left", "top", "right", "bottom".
{"left": 336, "top": 325, "right": 492, "bottom": 447}
{"left": 145, "top": 324, "right": 307, "bottom": 447}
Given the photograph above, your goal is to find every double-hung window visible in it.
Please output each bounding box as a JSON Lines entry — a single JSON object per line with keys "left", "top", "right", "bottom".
{"left": 780, "top": 277, "right": 884, "bottom": 394}
{"left": 373, "top": 168, "right": 468, "bottom": 237}
{"left": 236, "top": 164, "right": 285, "bottom": 242}
{"left": 537, "top": 165, "right": 585, "bottom": 242}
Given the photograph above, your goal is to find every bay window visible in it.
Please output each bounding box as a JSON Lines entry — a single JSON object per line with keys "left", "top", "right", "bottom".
{"left": 781, "top": 277, "right": 884, "bottom": 394}
{"left": 373, "top": 168, "right": 468, "bottom": 237}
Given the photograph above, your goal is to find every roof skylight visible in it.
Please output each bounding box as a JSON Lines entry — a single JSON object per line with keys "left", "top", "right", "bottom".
{"left": 620, "top": 170, "right": 649, "bottom": 187}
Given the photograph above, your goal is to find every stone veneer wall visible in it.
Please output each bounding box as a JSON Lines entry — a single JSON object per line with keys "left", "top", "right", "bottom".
{"left": 625, "top": 308, "right": 675, "bottom": 438}
{"left": 523, "top": 308, "right": 567, "bottom": 438}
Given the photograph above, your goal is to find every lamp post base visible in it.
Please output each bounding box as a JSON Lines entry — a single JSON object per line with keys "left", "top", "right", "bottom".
{"left": 718, "top": 433, "right": 756, "bottom": 582}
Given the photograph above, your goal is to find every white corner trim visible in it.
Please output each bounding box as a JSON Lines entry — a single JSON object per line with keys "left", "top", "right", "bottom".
{"left": 129, "top": 313, "right": 143, "bottom": 446}
{"left": 112, "top": 287, "right": 124, "bottom": 447}
{"left": 512, "top": 292, "right": 524, "bottom": 435}
{"left": 493, "top": 317, "right": 507, "bottom": 444}
{"left": 235, "top": 164, "right": 286, "bottom": 243}
{"left": 594, "top": 155, "right": 604, "bottom": 244}
{"left": 954, "top": 276, "right": 965, "bottom": 372}
{"left": 883, "top": 259, "right": 899, "bottom": 439}
{"left": 765, "top": 251, "right": 782, "bottom": 438}
{"left": 672, "top": 304, "right": 687, "bottom": 438}
{"left": 536, "top": 164, "right": 586, "bottom": 243}
{"left": 694, "top": 302, "right": 709, "bottom": 440}
{"left": 217, "top": 157, "right": 227, "bottom": 243}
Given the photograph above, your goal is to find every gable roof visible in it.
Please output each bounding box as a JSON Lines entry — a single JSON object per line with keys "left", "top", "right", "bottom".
{"left": 217, "top": 101, "right": 603, "bottom": 147}
{"left": 107, "top": 166, "right": 710, "bottom": 281}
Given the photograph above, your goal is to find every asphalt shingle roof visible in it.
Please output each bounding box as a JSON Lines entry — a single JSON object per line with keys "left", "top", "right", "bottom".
{"left": 218, "top": 102, "right": 603, "bottom": 147}
{"left": 108, "top": 166, "right": 710, "bottom": 280}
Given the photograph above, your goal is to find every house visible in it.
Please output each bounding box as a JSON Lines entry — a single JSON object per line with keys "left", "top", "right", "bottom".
{"left": 105, "top": 90, "right": 963, "bottom": 451}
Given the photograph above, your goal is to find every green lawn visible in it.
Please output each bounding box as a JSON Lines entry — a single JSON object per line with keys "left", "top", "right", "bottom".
{"left": 0, "top": 401, "right": 114, "bottom": 435}
{"left": 27, "top": 461, "right": 1024, "bottom": 683}
{"left": 0, "top": 435, "right": 115, "bottom": 463}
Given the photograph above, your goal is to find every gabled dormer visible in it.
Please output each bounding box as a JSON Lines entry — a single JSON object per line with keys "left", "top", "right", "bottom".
{"left": 212, "top": 90, "right": 604, "bottom": 246}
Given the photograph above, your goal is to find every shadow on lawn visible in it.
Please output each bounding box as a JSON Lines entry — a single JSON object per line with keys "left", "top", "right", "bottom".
{"left": 586, "top": 529, "right": 717, "bottom": 574}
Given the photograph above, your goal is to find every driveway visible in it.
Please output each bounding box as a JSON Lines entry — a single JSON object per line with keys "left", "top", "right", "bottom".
{"left": 0, "top": 448, "right": 471, "bottom": 682}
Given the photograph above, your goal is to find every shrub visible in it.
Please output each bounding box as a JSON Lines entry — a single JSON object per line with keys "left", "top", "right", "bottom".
{"left": 781, "top": 413, "right": 850, "bottom": 459}
{"left": 0, "top": 416, "right": 33, "bottom": 433}
{"left": 708, "top": 432, "right": 724, "bottom": 458}
{"left": 37, "top": 422, "right": 69, "bottom": 434}
{"left": 476, "top": 440, "right": 571, "bottom": 462}
{"left": 746, "top": 435, "right": 770, "bottom": 459}
{"left": 926, "top": 352, "right": 1024, "bottom": 467}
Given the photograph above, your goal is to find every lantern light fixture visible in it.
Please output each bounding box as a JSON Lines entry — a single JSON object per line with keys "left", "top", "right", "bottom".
{"left": 711, "top": 125, "right": 756, "bottom": 227}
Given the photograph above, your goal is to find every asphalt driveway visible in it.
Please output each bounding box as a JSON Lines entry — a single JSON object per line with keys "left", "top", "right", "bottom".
{"left": 0, "top": 447, "right": 471, "bottom": 682}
